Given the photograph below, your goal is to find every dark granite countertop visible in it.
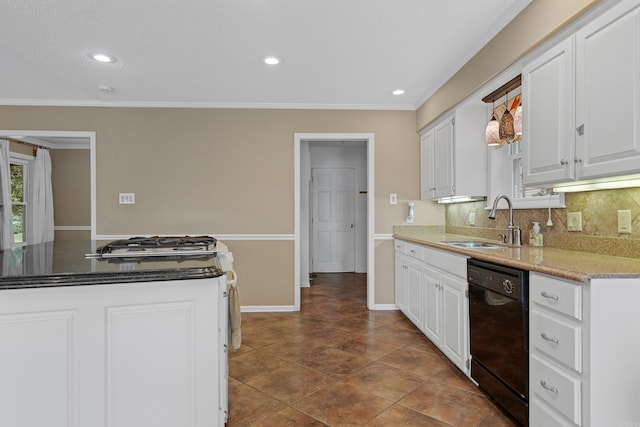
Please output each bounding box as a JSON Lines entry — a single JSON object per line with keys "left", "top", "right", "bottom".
{"left": 0, "top": 240, "right": 225, "bottom": 290}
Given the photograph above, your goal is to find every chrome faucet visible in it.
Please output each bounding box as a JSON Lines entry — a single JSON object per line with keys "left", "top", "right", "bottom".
{"left": 488, "top": 194, "right": 522, "bottom": 246}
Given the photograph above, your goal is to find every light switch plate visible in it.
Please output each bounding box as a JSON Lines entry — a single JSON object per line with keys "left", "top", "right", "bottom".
{"left": 567, "top": 212, "right": 582, "bottom": 231}
{"left": 390, "top": 193, "right": 397, "bottom": 205}
{"left": 618, "top": 210, "right": 632, "bottom": 233}
{"left": 119, "top": 193, "right": 135, "bottom": 204}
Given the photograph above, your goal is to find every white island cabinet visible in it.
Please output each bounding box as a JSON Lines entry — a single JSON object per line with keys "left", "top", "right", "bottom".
{"left": 529, "top": 272, "right": 640, "bottom": 426}
{"left": 0, "top": 277, "right": 228, "bottom": 427}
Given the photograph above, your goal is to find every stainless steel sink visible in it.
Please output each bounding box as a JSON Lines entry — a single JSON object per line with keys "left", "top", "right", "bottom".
{"left": 441, "top": 240, "right": 503, "bottom": 249}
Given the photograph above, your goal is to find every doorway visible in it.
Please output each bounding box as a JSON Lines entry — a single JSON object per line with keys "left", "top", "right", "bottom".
{"left": 294, "top": 133, "right": 374, "bottom": 311}
{"left": 311, "top": 167, "right": 356, "bottom": 273}
{"left": 0, "top": 130, "right": 96, "bottom": 240}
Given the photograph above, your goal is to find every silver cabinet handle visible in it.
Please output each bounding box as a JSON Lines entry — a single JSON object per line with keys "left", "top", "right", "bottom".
{"left": 541, "top": 291, "right": 559, "bottom": 301}
{"left": 577, "top": 124, "right": 585, "bottom": 136}
{"left": 574, "top": 157, "right": 583, "bottom": 164}
{"left": 541, "top": 332, "right": 559, "bottom": 344}
{"left": 540, "top": 380, "right": 558, "bottom": 394}
{"left": 560, "top": 159, "right": 569, "bottom": 166}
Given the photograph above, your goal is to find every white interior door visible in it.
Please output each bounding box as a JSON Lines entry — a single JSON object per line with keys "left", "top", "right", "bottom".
{"left": 312, "top": 168, "right": 355, "bottom": 272}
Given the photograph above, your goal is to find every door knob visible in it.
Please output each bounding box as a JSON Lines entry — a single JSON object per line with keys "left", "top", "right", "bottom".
{"left": 349, "top": 224, "right": 355, "bottom": 228}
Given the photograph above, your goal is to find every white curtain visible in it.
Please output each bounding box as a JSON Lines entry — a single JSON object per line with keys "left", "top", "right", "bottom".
{"left": 32, "top": 148, "right": 55, "bottom": 244}
{"left": 0, "top": 140, "right": 12, "bottom": 249}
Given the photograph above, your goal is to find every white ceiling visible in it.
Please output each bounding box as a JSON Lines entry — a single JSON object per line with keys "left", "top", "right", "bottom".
{"left": 0, "top": 0, "right": 530, "bottom": 110}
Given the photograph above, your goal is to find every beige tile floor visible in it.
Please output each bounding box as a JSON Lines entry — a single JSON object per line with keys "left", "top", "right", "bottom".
{"left": 228, "top": 273, "right": 518, "bottom": 426}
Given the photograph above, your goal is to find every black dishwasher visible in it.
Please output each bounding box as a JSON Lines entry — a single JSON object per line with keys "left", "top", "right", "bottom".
{"left": 468, "top": 258, "right": 529, "bottom": 426}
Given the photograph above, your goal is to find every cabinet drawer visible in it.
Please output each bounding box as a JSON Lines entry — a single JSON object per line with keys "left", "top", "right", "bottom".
{"left": 422, "top": 247, "right": 467, "bottom": 279}
{"left": 531, "top": 398, "right": 576, "bottom": 427}
{"left": 394, "top": 239, "right": 407, "bottom": 254}
{"left": 531, "top": 273, "right": 582, "bottom": 320}
{"left": 531, "top": 310, "right": 582, "bottom": 372}
{"left": 531, "top": 354, "right": 582, "bottom": 425}
{"left": 406, "top": 242, "right": 423, "bottom": 260}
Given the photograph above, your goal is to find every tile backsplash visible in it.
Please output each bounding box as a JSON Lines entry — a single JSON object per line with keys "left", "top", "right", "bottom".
{"left": 445, "top": 188, "right": 640, "bottom": 259}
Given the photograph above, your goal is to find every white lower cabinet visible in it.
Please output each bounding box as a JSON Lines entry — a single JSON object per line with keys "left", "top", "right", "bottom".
{"left": 394, "top": 239, "right": 470, "bottom": 376}
{"left": 439, "top": 273, "right": 467, "bottom": 371}
{"left": 394, "top": 240, "right": 408, "bottom": 313}
{"left": 422, "top": 266, "right": 441, "bottom": 344}
{"left": 405, "top": 259, "right": 423, "bottom": 327}
{"left": 530, "top": 273, "right": 584, "bottom": 426}
{"left": 422, "top": 266, "right": 468, "bottom": 373}
{"left": 394, "top": 240, "right": 423, "bottom": 329}
{"left": 530, "top": 272, "right": 640, "bottom": 426}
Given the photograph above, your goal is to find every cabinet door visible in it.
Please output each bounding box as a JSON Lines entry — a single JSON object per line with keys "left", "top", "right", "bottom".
{"left": 218, "top": 280, "right": 229, "bottom": 425}
{"left": 575, "top": 0, "right": 640, "bottom": 179}
{"left": 522, "top": 37, "right": 575, "bottom": 186}
{"left": 420, "top": 130, "right": 435, "bottom": 200}
{"left": 405, "top": 259, "right": 423, "bottom": 328}
{"left": 433, "top": 116, "right": 455, "bottom": 198}
{"left": 394, "top": 253, "right": 408, "bottom": 313}
{"left": 440, "top": 274, "right": 468, "bottom": 372}
{"left": 422, "top": 266, "right": 441, "bottom": 343}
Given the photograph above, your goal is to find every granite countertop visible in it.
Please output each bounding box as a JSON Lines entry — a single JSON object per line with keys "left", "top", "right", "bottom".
{"left": 393, "top": 226, "right": 640, "bottom": 282}
{"left": 0, "top": 240, "right": 225, "bottom": 290}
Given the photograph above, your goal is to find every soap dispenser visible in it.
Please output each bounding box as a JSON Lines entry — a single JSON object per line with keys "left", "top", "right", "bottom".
{"left": 530, "top": 222, "right": 543, "bottom": 246}
{"left": 407, "top": 202, "right": 415, "bottom": 224}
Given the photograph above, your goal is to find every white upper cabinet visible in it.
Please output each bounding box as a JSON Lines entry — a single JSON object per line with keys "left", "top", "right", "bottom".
{"left": 522, "top": 37, "right": 575, "bottom": 185}
{"left": 420, "top": 128, "right": 436, "bottom": 200}
{"left": 574, "top": 0, "right": 640, "bottom": 179}
{"left": 523, "top": 0, "right": 640, "bottom": 186}
{"left": 433, "top": 116, "right": 455, "bottom": 199}
{"left": 420, "top": 100, "right": 487, "bottom": 200}
{"left": 421, "top": 115, "right": 454, "bottom": 200}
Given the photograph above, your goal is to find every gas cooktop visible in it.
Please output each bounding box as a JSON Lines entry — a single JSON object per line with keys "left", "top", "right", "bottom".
{"left": 86, "top": 236, "right": 217, "bottom": 259}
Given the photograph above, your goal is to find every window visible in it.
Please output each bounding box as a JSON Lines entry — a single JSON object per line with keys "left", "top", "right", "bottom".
{"left": 486, "top": 88, "right": 565, "bottom": 209}
{"left": 9, "top": 155, "right": 30, "bottom": 246}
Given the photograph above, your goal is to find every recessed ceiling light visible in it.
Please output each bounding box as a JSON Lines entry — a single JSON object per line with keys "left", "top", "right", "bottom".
{"left": 90, "top": 53, "right": 116, "bottom": 63}
{"left": 392, "top": 89, "right": 405, "bottom": 96}
{"left": 264, "top": 56, "right": 281, "bottom": 65}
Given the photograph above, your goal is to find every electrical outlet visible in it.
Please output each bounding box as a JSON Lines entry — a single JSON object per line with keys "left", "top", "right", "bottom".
{"left": 469, "top": 212, "right": 476, "bottom": 226}
{"left": 567, "top": 212, "right": 582, "bottom": 232}
{"left": 390, "top": 193, "right": 397, "bottom": 205}
{"left": 618, "top": 210, "right": 632, "bottom": 233}
{"left": 119, "top": 193, "right": 135, "bottom": 204}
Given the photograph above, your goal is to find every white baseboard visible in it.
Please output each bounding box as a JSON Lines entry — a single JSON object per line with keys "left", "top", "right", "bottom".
{"left": 372, "top": 304, "right": 399, "bottom": 311}
{"left": 241, "top": 305, "right": 296, "bottom": 313}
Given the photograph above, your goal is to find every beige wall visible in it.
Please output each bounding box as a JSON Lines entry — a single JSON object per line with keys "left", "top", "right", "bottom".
{"left": 50, "top": 149, "right": 91, "bottom": 227}
{"left": 416, "top": 0, "right": 599, "bottom": 131}
{"left": 0, "top": 106, "right": 445, "bottom": 306}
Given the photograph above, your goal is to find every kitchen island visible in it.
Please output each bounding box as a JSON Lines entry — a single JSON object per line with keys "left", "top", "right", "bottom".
{"left": 0, "top": 239, "right": 228, "bottom": 427}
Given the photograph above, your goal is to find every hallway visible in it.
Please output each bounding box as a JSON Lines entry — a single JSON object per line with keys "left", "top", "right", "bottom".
{"left": 228, "top": 273, "right": 517, "bottom": 426}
